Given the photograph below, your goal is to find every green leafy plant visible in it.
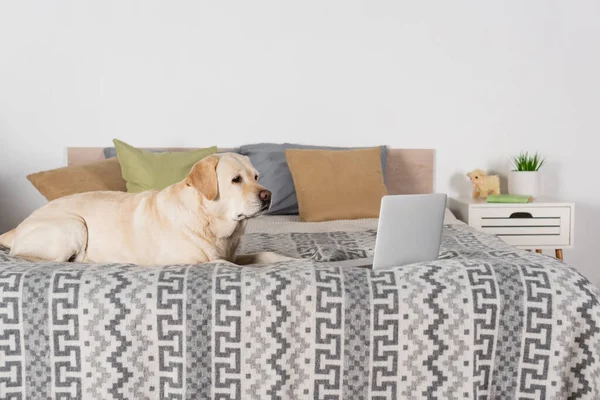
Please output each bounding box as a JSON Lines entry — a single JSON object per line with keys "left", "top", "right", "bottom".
{"left": 511, "top": 152, "right": 545, "bottom": 171}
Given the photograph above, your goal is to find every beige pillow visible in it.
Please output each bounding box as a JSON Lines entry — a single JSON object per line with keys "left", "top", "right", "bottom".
{"left": 285, "top": 147, "right": 388, "bottom": 222}
{"left": 27, "top": 158, "right": 127, "bottom": 201}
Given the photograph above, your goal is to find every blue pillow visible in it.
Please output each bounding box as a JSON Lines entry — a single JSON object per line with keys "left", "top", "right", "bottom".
{"left": 103, "top": 147, "right": 117, "bottom": 158}
{"left": 239, "top": 143, "right": 387, "bottom": 215}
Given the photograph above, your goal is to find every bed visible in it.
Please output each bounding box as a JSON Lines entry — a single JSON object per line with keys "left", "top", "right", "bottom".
{"left": 1, "top": 148, "right": 599, "bottom": 399}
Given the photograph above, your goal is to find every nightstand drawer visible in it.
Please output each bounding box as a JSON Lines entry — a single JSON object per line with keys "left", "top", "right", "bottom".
{"left": 469, "top": 207, "right": 572, "bottom": 247}
{"left": 449, "top": 197, "right": 575, "bottom": 254}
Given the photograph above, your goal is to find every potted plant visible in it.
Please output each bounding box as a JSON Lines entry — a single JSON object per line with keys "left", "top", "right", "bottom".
{"left": 508, "top": 152, "right": 545, "bottom": 197}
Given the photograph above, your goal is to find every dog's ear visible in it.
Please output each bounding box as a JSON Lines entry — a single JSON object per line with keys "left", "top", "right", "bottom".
{"left": 185, "top": 155, "right": 219, "bottom": 201}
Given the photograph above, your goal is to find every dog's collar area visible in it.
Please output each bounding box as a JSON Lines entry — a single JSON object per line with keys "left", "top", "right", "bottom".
{"left": 234, "top": 209, "right": 267, "bottom": 221}
{"left": 234, "top": 213, "right": 254, "bottom": 221}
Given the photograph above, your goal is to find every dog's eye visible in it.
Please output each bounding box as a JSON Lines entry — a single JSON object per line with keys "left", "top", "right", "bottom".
{"left": 232, "top": 176, "right": 242, "bottom": 183}
{"left": 254, "top": 174, "right": 258, "bottom": 181}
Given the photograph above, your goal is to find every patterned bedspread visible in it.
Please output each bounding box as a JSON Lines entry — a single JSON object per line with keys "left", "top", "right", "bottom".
{"left": 0, "top": 224, "right": 599, "bottom": 399}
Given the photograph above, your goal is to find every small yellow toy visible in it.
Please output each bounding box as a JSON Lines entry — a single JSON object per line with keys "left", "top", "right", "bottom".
{"left": 467, "top": 169, "right": 500, "bottom": 199}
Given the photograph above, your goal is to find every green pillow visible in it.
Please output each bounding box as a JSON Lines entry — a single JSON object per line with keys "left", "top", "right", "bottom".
{"left": 113, "top": 139, "right": 218, "bottom": 192}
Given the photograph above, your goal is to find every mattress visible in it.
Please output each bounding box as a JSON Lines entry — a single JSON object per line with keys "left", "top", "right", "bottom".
{"left": 0, "top": 217, "right": 598, "bottom": 399}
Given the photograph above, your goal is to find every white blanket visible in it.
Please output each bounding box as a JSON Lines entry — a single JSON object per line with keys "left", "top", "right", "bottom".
{"left": 246, "top": 208, "right": 463, "bottom": 233}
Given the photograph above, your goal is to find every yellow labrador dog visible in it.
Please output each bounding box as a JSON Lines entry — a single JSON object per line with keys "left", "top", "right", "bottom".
{"left": 0, "top": 153, "right": 292, "bottom": 266}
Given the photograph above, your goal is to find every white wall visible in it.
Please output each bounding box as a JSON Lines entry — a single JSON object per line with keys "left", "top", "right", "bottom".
{"left": 1, "top": 1, "right": 598, "bottom": 283}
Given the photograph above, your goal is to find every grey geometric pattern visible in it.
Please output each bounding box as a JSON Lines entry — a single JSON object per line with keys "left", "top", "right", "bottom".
{"left": 490, "top": 263, "right": 524, "bottom": 398}
{"left": 466, "top": 262, "right": 499, "bottom": 399}
{"left": 436, "top": 265, "right": 471, "bottom": 400}
{"left": 421, "top": 265, "right": 447, "bottom": 397}
{"left": 0, "top": 224, "right": 599, "bottom": 398}
{"left": 22, "top": 265, "right": 58, "bottom": 400}
{"left": 81, "top": 264, "right": 119, "bottom": 398}
{"left": 552, "top": 262, "right": 592, "bottom": 398}
{"left": 398, "top": 264, "right": 431, "bottom": 399}
{"left": 186, "top": 266, "right": 213, "bottom": 400}
{"left": 570, "top": 276, "right": 600, "bottom": 399}
{"left": 518, "top": 263, "right": 553, "bottom": 399}
{"left": 281, "top": 266, "right": 313, "bottom": 399}
{"left": 314, "top": 266, "right": 344, "bottom": 399}
{"left": 0, "top": 265, "right": 26, "bottom": 400}
{"left": 50, "top": 268, "right": 83, "bottom": 400}
{"left": 292, "top": 231, "right": 371, "bottom": 261}
{"left": 213, "top": 265, "right": 242, "bottom": 400}
{"left": 239, "top": 230, "right": 375, "bottom": 261}
{"left": 370, "top": 270, "right": 399, "bottom": 399}
{"left": 157, "top": 267, "right": 186, "bottom": 400}
{"left": 263, "top": 268, "right": 292, "bottom": 399}
{"left": 342, "top": 267, "right": 371, "bottom": 399}
{"left": 104, "top": 269, "right": 134, "bottom": 399}
{"left": 124, "top": 267, "right": 157, "bottom": 399}
{"left": 242, "top": 267, "right": 273, "bottom": 399}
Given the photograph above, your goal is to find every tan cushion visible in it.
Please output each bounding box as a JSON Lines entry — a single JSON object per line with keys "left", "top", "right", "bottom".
{"left": 27, "top": 158, "right": 127, "bottom": 201}
{"left": 285, "top": 148, "right": 388, "bottom": 222}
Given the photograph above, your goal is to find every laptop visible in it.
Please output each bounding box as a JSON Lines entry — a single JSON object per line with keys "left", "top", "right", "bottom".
{"left": 329, "top": 193, "right": 447, "bottom": 269}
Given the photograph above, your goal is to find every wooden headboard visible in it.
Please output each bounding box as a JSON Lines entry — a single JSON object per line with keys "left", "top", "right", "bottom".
{"left": 66, "top": 147, "right": 434, "bottom": 195}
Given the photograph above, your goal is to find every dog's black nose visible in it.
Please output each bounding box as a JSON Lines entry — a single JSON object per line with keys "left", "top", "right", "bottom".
{"left": 259, "top": 190, "right": 272, "bottom": 205}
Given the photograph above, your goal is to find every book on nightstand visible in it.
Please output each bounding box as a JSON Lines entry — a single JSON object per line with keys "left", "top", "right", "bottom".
{"left": 486, "top": 194, "right": 533, "bottom": 203}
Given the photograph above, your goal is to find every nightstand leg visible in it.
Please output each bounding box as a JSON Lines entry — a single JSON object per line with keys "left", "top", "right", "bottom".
{"left": 535, "top": 249, "right": 542, "bottom": 254}
{"left": 555, "top": 249, "right": 563, "bottom": 261}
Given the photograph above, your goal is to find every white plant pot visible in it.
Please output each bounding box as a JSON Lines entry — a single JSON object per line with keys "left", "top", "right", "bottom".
{"left": 508, "top": 171, "right": 540, "bottom": 197}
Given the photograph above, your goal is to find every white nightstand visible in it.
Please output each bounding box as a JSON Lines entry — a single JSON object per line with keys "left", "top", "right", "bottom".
{"left": 448, "top": 196, "right": 575, "bottom": 260}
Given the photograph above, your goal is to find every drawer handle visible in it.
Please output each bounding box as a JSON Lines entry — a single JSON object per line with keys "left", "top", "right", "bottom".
{"left": 509, "top": 212, "right": 533, "bottom": 219}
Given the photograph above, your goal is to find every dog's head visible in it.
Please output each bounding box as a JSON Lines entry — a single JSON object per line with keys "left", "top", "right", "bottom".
{"left": 185, "top": 153, "right": 271, "bottom": 221}
{"left": 467, "top": 169, "right": 487, "bottom": 185}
